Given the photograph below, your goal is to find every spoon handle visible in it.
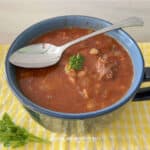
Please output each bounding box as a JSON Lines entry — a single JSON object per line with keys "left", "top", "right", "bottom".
{"left": 62, "top": 17, "right": 144, "bottom": 50}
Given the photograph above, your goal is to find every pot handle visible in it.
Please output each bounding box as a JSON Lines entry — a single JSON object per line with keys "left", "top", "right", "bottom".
{"left": 133, "top": 67, "right": 150, "bottom": 101}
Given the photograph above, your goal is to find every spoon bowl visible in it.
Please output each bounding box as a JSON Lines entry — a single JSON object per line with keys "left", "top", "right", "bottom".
{"left": 9, "top": 43, "right": 62, "bottom": 68}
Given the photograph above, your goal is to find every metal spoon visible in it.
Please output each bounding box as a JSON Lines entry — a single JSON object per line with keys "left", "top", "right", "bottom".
{"left": 9, "top": 17, "right": 144, "bottom": 68}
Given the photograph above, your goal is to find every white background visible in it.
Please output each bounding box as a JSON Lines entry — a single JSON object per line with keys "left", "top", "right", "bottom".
{"left": 0, "top": 0, "right": 150, "bottom": 43}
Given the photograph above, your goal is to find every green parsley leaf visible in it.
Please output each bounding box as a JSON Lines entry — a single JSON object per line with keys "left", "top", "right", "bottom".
{"left": 0, "top": 113, "right": 50, "bottom": 148}
{"left": 69, "top": 53, "right": 84, "bottom": 71}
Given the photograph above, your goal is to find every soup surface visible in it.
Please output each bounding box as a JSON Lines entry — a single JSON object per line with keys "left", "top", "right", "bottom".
{"left": 16, "top": 28, "right": 133, "bottom": 113}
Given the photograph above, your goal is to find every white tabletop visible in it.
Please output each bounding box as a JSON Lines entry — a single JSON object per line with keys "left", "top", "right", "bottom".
{"left": 0, "top": 0, "right": 150, "bottom": 44}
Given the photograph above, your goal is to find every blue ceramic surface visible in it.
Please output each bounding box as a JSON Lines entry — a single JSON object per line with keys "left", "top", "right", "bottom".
{"left": 5, "top": 15, "right": 144, "bottom": 120}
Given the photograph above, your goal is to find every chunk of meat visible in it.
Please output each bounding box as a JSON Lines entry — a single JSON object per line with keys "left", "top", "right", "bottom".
{"left": 96, "top": 57, "right": 108, "bottom": 80}
{"left": 105, "top": 70, "right": 113, "bottom": 79}
{"left": 96, "top": 56, "right": 118, "bottom": 80}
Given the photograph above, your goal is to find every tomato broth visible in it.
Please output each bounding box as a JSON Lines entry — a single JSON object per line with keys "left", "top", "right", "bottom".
{"left": 16, "top": 28, "right": 133, "bottom": 113}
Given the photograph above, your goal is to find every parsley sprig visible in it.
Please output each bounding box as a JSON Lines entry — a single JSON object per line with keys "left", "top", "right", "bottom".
{"left": 0, "top": 113, "right": 50, "bottom": 148}
{"left": 68, "top": 53, "right": 84, "bottom": 71}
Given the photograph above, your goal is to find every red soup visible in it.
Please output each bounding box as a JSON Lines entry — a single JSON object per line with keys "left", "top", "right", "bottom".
{"left": 16, "top": 28, "right": 133, "bottom": 113}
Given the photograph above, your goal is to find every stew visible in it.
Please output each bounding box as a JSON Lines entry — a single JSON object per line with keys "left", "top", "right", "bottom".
{"left": 16, "top": 28, "right": 133, "bottom": 113}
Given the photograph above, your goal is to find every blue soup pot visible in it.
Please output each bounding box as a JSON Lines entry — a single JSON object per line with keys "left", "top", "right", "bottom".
{"left": 5, "top": 16, "right": 150, "bottom": 131}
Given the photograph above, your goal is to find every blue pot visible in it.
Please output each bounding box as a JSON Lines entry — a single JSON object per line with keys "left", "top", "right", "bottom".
{"left": 5, "top": 15, "right": 148, "bottom": 131}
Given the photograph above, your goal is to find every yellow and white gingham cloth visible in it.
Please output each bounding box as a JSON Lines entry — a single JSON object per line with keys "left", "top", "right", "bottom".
{"left": 0, "top": 44, "right": 150, "bottom": 150}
